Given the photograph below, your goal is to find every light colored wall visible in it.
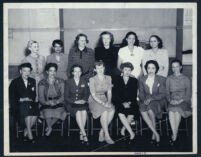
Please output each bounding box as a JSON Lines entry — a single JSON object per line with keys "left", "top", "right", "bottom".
{"left": 8, "top": 9, "right": 60, "bottom": 65}
{"left": 63, "top": 9, "right": 177, "bottom": 57}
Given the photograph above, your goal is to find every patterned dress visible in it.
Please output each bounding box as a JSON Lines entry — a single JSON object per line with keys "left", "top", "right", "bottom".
{"left": 88, "top": 75, "right": 114, "bottom": 119}
{"left": 166, "top": 74, "right": 192, "bottom": 118}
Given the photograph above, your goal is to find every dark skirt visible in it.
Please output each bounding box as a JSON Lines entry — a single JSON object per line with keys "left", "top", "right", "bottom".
{"left": 66, "top": 103, "right": 88, "bottom": 117}
{"left": 17, "top": 101, "right": 40, "bottom": 127}
{"left": 168, "top": 101, "right": 192, "bottom": 118}
{"left": 115, "top": 102, "right": 140, "bottom": 120}
{"left": 139, "top": 98, "right": 167, "bottom": 119}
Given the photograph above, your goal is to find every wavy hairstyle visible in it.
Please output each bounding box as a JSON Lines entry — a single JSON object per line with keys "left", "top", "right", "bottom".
{"left": 121, "top": 31, "right": 139, "bottom": 47}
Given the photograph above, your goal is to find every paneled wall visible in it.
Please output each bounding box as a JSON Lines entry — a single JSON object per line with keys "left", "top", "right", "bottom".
{"left": 63, "top": 9, "right": 177, "bottom": 58}
{"left": 8, "top": 9, "right": 60, "bottom": 65}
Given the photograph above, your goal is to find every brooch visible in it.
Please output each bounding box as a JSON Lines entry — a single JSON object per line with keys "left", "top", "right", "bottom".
{"left": 32, "top": 87, "right": 35, "bottom": 91}
{"left": 81, "top": 84, "right": 85, "bottom": 87}
{"left": 157, "top": 83, "right": 160, "bottom": 87}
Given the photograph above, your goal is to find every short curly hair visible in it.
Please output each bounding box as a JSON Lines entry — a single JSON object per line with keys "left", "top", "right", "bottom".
{"left": 144, "top": 60, "right": 159, "bottom": 74}
{"left": 70, "top": 64, "right": 83, "bottom": 78}
{"left": 19, "top": 63, "right": 33, "bottom": 71}
{"left": 45, "top": 63, "right": 58, "bottom": 71}
{"left": 120, "top": 62, "right": 134, "bottom": 71}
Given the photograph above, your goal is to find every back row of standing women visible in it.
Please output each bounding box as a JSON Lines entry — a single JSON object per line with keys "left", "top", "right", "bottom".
{"left": 10, "top": 31, "right": 191, "bottom": 146}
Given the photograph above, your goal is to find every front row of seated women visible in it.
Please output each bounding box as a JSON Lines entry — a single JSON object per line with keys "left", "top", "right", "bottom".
{"left": 9, "top": 59, "right": 192, "bottom": 146}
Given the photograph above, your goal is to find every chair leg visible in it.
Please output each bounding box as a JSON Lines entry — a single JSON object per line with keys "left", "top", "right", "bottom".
{"left": 135, "top": 120, "right": 138, "bottom": 135}
{"left": 42, "top": 120, "right": 45, "bottom": 136}
{"left": 185, "top": 118, "right": 189, "bottom": 136}
{"left": 68, "top": 115, "right": 70, "bottom": 136}
{"left": 61, "top": 121, "right": 64, "bottom": 136}
{"left": 35, "top": 120, "right": 38, "bottom": 137}
{"left": 116, "top": 118, "right": 119, "bottom": 136}
{"left": 140, "top": 117, "right": 143, "bottom": 136}
{"left": 166, "top": 116, "right": 169, "bottom": 136}
{"left": 87, "top": 115, "right": 89, "bottom": 136}
{"left": 159, "top": 120, "right": 162, "bottom": 136}
{"left": 16, "top": 122, "right": 19, "bottom": 139}
{"left": 91, "top": 117, "right": 93, "bottom": 136}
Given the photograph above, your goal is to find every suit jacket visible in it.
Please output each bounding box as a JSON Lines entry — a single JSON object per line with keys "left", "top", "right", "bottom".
{"left": 112, "top": 76, "right": 138, "bottom": 106}
{"left": 9, "top": 76, "right": 36, "bottom": 116}
{"left": 64, "top": 78, "right": 89, "bottom": 104}
{"left": 139, "top": 75, "right": 166, "bottom": 103}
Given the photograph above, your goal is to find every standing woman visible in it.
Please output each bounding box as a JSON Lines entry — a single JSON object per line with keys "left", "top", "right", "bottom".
{"left": 117, "top": 31, "right": 144, "bottom": 79}
{"left": 142, "top": 35, "right": 169, "bottom": 77}
{"left": 9, "top": 63, "right": 39, "bottom": 143}
{"left": 46, "top": 39, "right": 68, "bottom": 80}
{"left": 64, "top": 64, "right": 89, "bottom": 145}
{"left": 22, "top": 40, "right": 45, "bottom": 101}
{"left": 88, "top": 60, "right": 115, "bottom": 144}
{"left": 112, "top": 62, "right": 139, "bottom": 143}
{"left": 67, "top": 33, "right": 95, "bottom": 81}
{"left": 38, "top": 63, "right": 67, "bottom": 136}
{"left": 95, "top": 31, "right": 120, "bottom": 77}
{"left": 139, "top": 60, "right": 167, "bottom": 146}
{"left": 166, "top": 59, "right": 191, "bottom": 145}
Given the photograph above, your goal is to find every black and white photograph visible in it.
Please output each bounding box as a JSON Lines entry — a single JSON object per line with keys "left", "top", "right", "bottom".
{"left": 3, "top": 2, "right": 197, "bottom": 156}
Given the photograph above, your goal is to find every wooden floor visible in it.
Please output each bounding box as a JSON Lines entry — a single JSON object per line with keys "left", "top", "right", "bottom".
{"left": 9, "top": 116, "right": 192, "bottom": 153}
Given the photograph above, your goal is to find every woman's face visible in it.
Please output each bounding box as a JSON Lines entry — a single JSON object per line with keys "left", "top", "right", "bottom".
{"left": 20, "top": 67, "right": 31, "bottom": 80}
{"left": 54, "top": 43, "right": 62, "bottom": 53}
{"left": 29, "top": 43, "right": 39, "bottom": 54}
{"left": 172, "top": 62, "right": 182, "bottom": 74}
{"left": 126, "top": 34, "right": 135, "bottom": 46}
{"left": 73, "top": 67, "right": 82, "bottom": 78}
{"left": 47, "top": 67, "right": 57, "bottom": 78}
{"left": 147, "top": 63, "right": 157, "bottom": 75}
{"left": 78, "top": 36, "right": 87, "bottom": 48}
{"left": 122, "top": 67, "right": 132, "bottom": 77}
{"left": 102, "top": 34, "right": 111, "bottom": 47}
{"left": 95, "top": 64, "right": 105, "bottom": 75}
{"left": 150, "top": 37, "right": 159, "bottom": 49}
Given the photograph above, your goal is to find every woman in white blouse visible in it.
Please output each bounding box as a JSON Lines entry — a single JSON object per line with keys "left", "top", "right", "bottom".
{"left": 117, "top": 31, "right": 144, "bottom": 79}
{"left": 142, "top": 35, "right": 169, "bottom": 77}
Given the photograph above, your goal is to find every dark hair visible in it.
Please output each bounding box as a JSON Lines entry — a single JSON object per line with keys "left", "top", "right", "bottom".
{"left": 121, "top": 31, "right": 139, "bottom": 47}
{"left": 45, "top": 63, "right": 58, "bottom": 71}
{"left": 52, "top": 39, "right": 63, "bottom": 47}
{"left": 97, "top": 31, "right": 114, "bottom": 47}
{"left": 70, "top": 64, "right": 83, "bottom": 78}
{"left": 74, "top": 33, "right": 89, "bottom": 48}
{"left": 120, "top": 62, "right": 134, "bottom": 71}
{"left": 144, "top": 60, "right": 159, "bottom": 74}
{"left": 19, "top": 63, "right": 33, "bottom": 71}
{"left": 148, "top": 35, "right": 163, "bottom": 49}
{"left": 25, "top": 40, "right": 39, "bottom": 56}
{"left": 171, "top": 58, "right": 183, "bottom": 72}
{"left": 94, "top": 60, "right": 105, "bottom": 69}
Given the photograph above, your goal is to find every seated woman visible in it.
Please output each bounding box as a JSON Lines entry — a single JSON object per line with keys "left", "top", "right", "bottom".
{"left": 139, "top": 60, "right": 167, "bottom": 146}
{"left": 9, "top": 63, "right": 39, "bottom": 143}
{"left": 166, "top": 59, "right": 192, "bottom": 145}
{"left": 64, "top": 64, "right": 89, "bottom": 145}
{"left": 38, "top": 63, "right": 67, "bottom": 136}
{"left": 112, "top": 62, "right": 139, "bottom": 143}
{"left": 88, "top": 60, "right": 115, "bottom": 144}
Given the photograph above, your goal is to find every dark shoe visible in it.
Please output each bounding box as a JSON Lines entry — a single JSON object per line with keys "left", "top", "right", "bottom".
{"left": 150, "top": 139, "right": 155, "bottom": 145}
{"left": 83, "top": 135, "right": 89, "bottom": 146}
{"left": 27, "top": 138, "right": 36, "bottom": 144}
{"left": 128, "top": 138, "right": 135, "bottom": 145}
{"left": 155, "top": 142, "right": 160, "bottom": 147}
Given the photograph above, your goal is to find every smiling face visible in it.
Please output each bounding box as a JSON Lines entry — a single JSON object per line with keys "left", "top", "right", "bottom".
{"left": 72, "top": 67, "right": 82, "bottom": 79}
{"left": 53, "top": 43, "right": 62, "bottom": 53}
{"left": 47, "top": 67, "right": 57, "bottom": 78}
{"left": 102, "top": 34, "right": 111, "bottom": 48}
{"left": 95, "top": 64, "right": 105, "bottom": 75}
{"left": 126, "top": 34, "right": 135, "bottom": 46}
{"left": 149, "top": 36, "right": 159, "bottom": 49}
{"left": 147, "top": 63, "right": 157, "bottom": 76}
{"left": 122, "top": 67, "right": 132, "bottom": 77}
{"left": 78, "top": 36, "right": 87, "bottom": 48}
{"left": 29, "top": 42, "right": 39, "bottom": 54}
{"left": 20, "top": 67, "right": 31, "bottom": 80}
{"left": 172, "top": 62, "right": 182, "bottom": 75}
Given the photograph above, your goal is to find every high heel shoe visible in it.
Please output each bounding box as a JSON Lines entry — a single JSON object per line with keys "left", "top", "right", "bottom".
{"left": 83, "top": 135, "right": 89, "bottom": 146}
{"left": 80, "top": 133, "right": 84, "bottom": 144}
{"left": 150, "top": 139, "right": 155, "bottom": 145}
{"left": 128, "top": 133, "right": 135, "bottom": 144}
{"left": 105, "top": 136, "right": 115, "bottom": 144}
{"left": 27, "top": 138, "right": 36, "bottom": 144}
{"left": 155, "top": 141, "right": 160, "bottom": 147}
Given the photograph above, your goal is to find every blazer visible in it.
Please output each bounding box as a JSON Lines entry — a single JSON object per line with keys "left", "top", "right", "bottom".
{"left": 139, "top": 75, "right": 166, "bottom": 103}
{"left": 9, "top": 76, "right": 36, "bottom": 115}
{"left": 112, "top": 76, "right": 138, "bottom": 106}
{"left": 64, "top": 78, "right": 89, "bottom": 104}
